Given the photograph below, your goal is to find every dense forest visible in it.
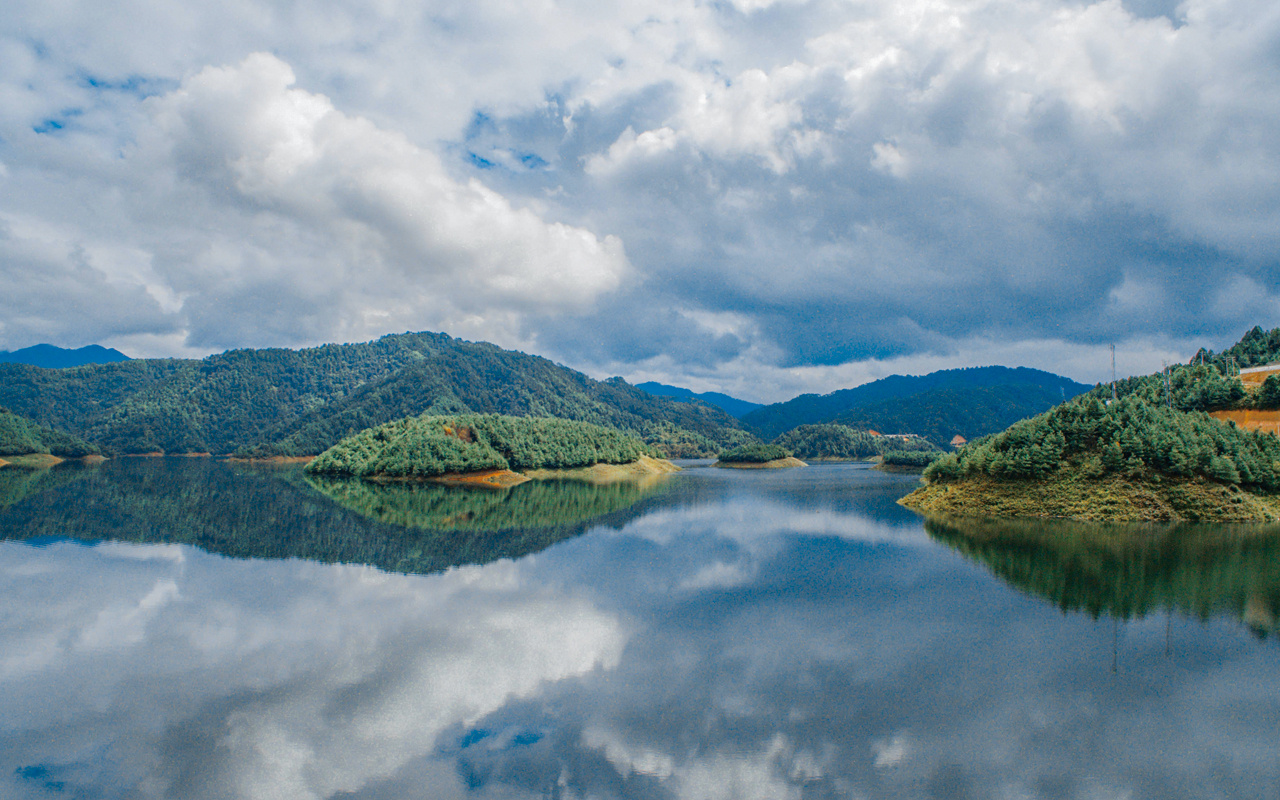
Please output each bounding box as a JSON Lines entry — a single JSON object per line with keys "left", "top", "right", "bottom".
{"left": 771, "top": 423, "right": 938, "bottom": 460}
{"left": 717, "top": 443, "right": 793, "bottom": 463}
{"left": 306, "top": 413, "right": 656, "bottom": 478}
{"left": 0, "top": 407, "right": 100, "bottom": 458}
{"left": 743, "top": 366, "right": 1090, "bottom": 442}
{"left": 0, "top": 332, "right": 753, "bottom": 457}
{"left": 881, "top": 450, "right": 940, "bottom": 468}
{"left": 923, "top": 395, "right": 1280, "bottom": 490}
{"left": 1086, "top": 361, "right": 1280, "bottom": 412}
{"left": 1196, "top": 325, "right": 1280, "bottom": 371}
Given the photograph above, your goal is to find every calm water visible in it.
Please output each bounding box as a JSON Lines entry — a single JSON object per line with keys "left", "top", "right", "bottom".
{"left": 1, "top": 459, "right": 1277, "bottom": 799}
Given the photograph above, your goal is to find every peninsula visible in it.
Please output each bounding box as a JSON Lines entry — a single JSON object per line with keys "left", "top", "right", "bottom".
{"left": 900, "top": 395, "right": 1280, "bottom": 522}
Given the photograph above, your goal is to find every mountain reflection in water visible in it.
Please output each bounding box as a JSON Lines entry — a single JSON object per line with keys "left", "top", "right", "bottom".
{"left": 0, "top": 458, "right": 668, "bottom": 575}
{"left": 1, "top": 461, "right": 1278, "bottom": 800}
{"left": 925, "top": 516, "right": 1280, "bottom": 637}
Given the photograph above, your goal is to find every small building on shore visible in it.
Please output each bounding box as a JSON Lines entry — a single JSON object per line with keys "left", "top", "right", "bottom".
{"left": 950, "top": 434, "right": 967, "bottom": 448}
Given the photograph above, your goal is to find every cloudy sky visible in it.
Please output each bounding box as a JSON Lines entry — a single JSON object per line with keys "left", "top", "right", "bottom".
{"left": 3, "top": 0, "right": 1279, "bottom": 401}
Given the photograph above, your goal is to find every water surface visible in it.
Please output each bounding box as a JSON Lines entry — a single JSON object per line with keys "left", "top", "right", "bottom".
{"left": 1, "top": 459, "right": 1276, "bottom": 799}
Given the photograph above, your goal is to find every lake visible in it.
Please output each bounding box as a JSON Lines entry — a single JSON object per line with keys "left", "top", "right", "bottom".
{"left": 1, "top": 458, "right": 1277, "bottom": 799}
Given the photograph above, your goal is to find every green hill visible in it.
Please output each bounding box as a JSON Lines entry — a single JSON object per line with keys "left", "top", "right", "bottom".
{"left": 742, "top": 366, "right": 1090, "bottom": 442}
{"left": 0, "top": 407, "right": 101, "bottom": 459}
{"left": 0, "top": 332, "right": 752, "bottom": 457}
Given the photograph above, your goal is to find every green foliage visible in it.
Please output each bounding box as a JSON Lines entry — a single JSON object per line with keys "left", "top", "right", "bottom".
{"left": 773, "top": 423, "right": 939, "bottom": 460}
{"left": 774, "top": 424, "right": 882, "bottom": 459}
{"left": 306, "top": 413, "right": 655, "bottom": 478}
{"left": 0, "top": 409, "right": 100, "bottom": 457}
{"left": 1258, "top": 375, "right": 1280, "bottom": 408}
{"left": 718, "top": 443, "right": 792, "bottom": 463}
{"left": 1197, "top": 325, "right": 1280, "bottom": 370}
{"left": 0, "top": 332, "right": 748, "bottom": 456}
{"left": 881, "top": 450, "right": 941, "bottom": 468}
{"left": 923, "top": 394, "right": 1280, "bottom": 491}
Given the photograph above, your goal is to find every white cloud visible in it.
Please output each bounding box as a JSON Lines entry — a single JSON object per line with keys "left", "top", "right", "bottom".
{"left": 3, "top": 0, "right": 1280, "bottom": 385}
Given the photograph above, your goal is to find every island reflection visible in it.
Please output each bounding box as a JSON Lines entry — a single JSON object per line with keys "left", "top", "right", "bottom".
{"left": 925, "top": 515, "right": 1280, "bottom": 636}
{"left": 0, "top": 459, "right": 670, "bottom": 576}
{"left": 305, "top": 473, "right": 669, "bottom": 531}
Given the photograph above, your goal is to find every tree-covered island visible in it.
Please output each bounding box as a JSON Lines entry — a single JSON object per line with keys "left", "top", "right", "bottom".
{"left": 305, "top": 413, "right": 678, "bottom": 485}
{"left": 713, "top": 443, "right": 807, "bottom": 469}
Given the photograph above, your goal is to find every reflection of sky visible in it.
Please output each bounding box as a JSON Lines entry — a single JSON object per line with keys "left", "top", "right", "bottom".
{"left": 2, "top": 465, "right": 1278, "bottom": 799}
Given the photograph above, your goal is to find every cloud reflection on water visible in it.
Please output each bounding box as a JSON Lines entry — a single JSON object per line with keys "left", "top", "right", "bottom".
{"left": 0, "top": 465, "right": 1277, "bottom": 799}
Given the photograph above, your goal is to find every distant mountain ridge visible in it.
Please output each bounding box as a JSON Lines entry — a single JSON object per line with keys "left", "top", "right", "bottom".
{"left": 0, "top": 344, "right": 130, "bottom": 369}
{"left": 743, "top": 366, "right": 1092, "bottom": 442}
{"left": 635, "top": 382, "right": 763, "bottom": 418}
{"left": 0, "top": 332, "right": 751, "bottom": 457}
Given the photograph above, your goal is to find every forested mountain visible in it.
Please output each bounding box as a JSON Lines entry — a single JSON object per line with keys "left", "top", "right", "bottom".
{"left": 0, "top": 332, "right": 751, "bottom": 457}
{"left": 830, "top": 383, "right": 1083, "bottom": 447}
{"left": 742, "top": 366, "right": 1091, "bottom": 441}
{"left": 0, "top": 343, "right": 130, "bottom": 368}
{"left": 635, "top": 382, "right": 763, "bottom": 418}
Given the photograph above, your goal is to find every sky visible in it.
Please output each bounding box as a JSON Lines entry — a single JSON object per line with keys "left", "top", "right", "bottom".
{"left": 3, "top": 0, "right": 1279, "bottom": 402}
